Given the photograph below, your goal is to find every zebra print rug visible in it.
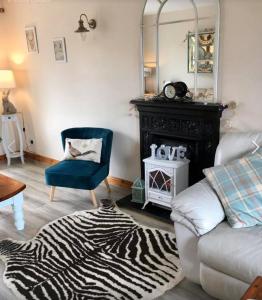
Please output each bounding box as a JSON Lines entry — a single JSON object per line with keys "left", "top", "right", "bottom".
{"left": 0, "top": 199, "right": 183, "bottom": 300}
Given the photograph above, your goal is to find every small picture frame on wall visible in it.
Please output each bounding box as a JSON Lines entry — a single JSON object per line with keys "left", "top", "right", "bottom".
{"left": 53, "top": 37, "right": 67, "bottom": 63}
{"left": 25, "top": 26, "right": 39, "bottom": 53}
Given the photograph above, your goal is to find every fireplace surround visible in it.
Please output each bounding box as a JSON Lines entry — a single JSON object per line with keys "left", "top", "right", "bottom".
{"left": 130, "top": 99, "right": 225, "bottom": 185}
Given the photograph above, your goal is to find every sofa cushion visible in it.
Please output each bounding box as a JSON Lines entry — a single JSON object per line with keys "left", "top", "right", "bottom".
{"left": 203, "top": 149, "right": 262, "bottom": 228}
{"left": 45, "top": 160, "right": 109, "bottom": 190}
{"left": 171, "top": 179, "right": 225, "bottom": 236}
{"left": 198, "top": 222, "right": 262, "bottom": 284}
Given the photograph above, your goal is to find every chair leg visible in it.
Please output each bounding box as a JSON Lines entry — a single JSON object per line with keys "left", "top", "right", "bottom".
{"left": 104, "top": 178, "right": 111, "bottom": 193}
{"left": 90, "top": 190, "right": 98, "bottom": 207}
{"left": 49, "top": 186, "right": 55, "bottom": 201}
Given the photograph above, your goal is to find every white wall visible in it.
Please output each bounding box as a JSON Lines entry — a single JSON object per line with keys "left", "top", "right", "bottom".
{"left": 1, "top": 0, "right": 262, "bottom": 180}
{"left": 1, "top": 0, "right": 144, "bottom": 180}
{"left": 0, "top": 21, "right": 7, "bottom": 67}
{"left": 219, "top": 0, "right": 262, "bottom": 131}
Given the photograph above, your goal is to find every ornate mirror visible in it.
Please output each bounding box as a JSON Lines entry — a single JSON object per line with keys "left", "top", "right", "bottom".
{"left": 141, "top": 0, "right": 220, "bottom": 102}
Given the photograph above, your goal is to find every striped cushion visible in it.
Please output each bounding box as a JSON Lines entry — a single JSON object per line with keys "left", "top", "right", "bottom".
{"left": 203, "top": 149, "right": 262, "bottom": 228}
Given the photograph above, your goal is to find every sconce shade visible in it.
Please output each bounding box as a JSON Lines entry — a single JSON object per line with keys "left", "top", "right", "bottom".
{"left": 75, "top": 19, "right": 90, "bottom": 33}
{"left": 75, "top": 14, "right": 96, "bottom": 34}
{"left": 0, "top": 70, "right": 16, "bottom": 89}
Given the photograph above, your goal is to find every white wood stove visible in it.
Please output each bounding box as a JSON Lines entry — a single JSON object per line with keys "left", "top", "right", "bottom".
{"left": 143, "top": 157, "right": 189, "bottom": 209}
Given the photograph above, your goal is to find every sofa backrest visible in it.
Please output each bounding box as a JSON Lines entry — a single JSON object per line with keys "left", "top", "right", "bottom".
{"left": 214, "top": 132, "right": 262, "bottom": 166}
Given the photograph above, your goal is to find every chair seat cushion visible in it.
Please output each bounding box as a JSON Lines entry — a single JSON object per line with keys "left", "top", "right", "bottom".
{"left": 198, "top": 221, "right": 262, "bottom": 284}
{"left": 45, "top": 160, "right": 109, "bottom": 190}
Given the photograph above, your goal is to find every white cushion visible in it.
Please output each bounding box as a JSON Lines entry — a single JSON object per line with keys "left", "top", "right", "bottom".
{"left": 171, "top": 179, "right": 225, "bottom": 236}
{"left": 63, "top": 138, "right": 102, "bottom": 163}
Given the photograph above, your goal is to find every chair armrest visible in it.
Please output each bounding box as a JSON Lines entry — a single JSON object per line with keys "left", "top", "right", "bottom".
{"left": 171, "top": 179, "right": 225, "bottom": 236}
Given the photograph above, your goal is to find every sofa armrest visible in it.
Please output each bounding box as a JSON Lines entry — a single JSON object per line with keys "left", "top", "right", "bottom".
{"left": 171, "top": 179, "right": 225, "bottom": 236}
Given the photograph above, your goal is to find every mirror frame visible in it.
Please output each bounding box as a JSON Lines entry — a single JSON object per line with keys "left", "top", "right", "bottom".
{"left": 141, "top": 0, "right": 220, "bottom": 102}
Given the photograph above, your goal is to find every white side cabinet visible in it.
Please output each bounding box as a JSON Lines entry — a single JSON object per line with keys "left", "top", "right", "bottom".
{"left": 1, "top": 114, "right": 24, "bottom": 166}
{"left": 143, "top": 157, "right": 189, "bottom": 209}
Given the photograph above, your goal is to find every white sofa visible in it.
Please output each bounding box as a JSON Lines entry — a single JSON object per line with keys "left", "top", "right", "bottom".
{"left": 171, "top": 132, "right": 262, "bottom": 300}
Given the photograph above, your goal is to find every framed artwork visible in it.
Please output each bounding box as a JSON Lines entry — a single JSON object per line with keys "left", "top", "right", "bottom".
{"left": 53, "top": 37, "right": 67, "bottom": 63}
{"left": 188, "top": 31, "right": 214, "bottom": 73}
{"left": 25, "top": 26, "right": 39, "bottom": 53}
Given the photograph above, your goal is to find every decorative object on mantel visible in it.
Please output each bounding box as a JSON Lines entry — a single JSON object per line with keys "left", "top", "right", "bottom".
{"left": 53, "top": 37, "right": 67, "bottom": 63}
{"left": 0, "top": 70, "right": 17, "bottom": 115}
{"left": 221, "top": 100, "right": 237, "bottom": 130}
{"left": 226, "top": 101, "right": 237, "bottom": 110}
{"left": 128, "top": 103, "right": 138, "bottom": 117}
{"left": 189, "top": 88, "right": 214, "bottom": 101}
{"left": 0, "top": 199, "right": 183, "bottom": 299}
{"left": 163, "top": 81, "right": 191, "bottom": 101}
{"left": 131, "top": 178, "right": 145, "bottom": 204}
{"left": 143, "top": 157, "right": 189, "bottom": 209}
{"left": 25, "top": 26, "right": 39, "bottom": 53}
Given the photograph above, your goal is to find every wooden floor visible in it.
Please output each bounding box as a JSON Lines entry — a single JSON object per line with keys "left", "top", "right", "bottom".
{"left": 0, "top": 159, "right": 214, "bottom": 300}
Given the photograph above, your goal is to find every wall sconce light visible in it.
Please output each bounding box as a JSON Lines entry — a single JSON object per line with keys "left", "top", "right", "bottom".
{"left": 75, "top": 14, "right": 96, "bottom": 34}
{"left": 0, "top": 0, "right": 5, "bottom": 13}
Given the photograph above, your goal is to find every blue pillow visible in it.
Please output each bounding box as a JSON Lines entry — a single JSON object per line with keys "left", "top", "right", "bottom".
{"left": 203, "top": 149, "right": 262, "bottom": 228}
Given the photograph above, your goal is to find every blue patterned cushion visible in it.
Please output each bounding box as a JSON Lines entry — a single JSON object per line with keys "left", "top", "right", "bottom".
{"left": 203, "top": 149, "right": 262, "bottom": 228}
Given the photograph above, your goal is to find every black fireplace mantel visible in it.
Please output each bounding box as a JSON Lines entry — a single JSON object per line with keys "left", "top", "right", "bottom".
{"left": 131, "top": 98, "right": 225, "bottom": 185}
{"left": 131, "top": 98, "right": 225, "bottom": 114}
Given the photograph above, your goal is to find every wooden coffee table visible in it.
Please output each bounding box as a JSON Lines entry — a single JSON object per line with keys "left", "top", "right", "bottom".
{"left": 0, "top": 174, "right": 26, "bottom": 230}
{"left": 241, "top": 276, "right": 262, "bottom": 300}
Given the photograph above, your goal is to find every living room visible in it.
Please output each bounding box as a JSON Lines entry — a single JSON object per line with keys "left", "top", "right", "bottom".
{"left": 0, "top": 0, "right": 261, "bottom": 299}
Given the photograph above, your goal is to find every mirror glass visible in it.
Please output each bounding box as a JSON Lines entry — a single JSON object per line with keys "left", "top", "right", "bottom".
{"left": 142, "top": 0, "right": 160, "bottom": 96}
{"left": 142, "top": 0, "right": 219, "bottom": 102}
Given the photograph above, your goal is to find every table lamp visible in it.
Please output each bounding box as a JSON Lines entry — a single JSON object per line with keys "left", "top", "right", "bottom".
{"left": 0, "top": 70, "right": 17, "bottom": 115}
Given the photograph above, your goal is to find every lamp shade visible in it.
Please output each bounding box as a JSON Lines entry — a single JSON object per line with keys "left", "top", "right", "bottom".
{"left": 75, "top": 19, "right": 89, "bottom": 33}
{"left": 0, "top": 70, "right": 16, "bottom": 89}
{"left": 144, "top": 67, "right": 152, "bottom": 78}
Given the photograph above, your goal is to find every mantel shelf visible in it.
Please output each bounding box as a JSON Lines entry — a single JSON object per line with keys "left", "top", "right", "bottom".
{"left": 130, "top": 98, "right": 225, "bottom": 115}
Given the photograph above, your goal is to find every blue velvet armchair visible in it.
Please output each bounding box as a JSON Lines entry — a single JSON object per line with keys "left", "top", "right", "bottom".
{"left": 45, "top": 127, "right": 113, "bottom": 207}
